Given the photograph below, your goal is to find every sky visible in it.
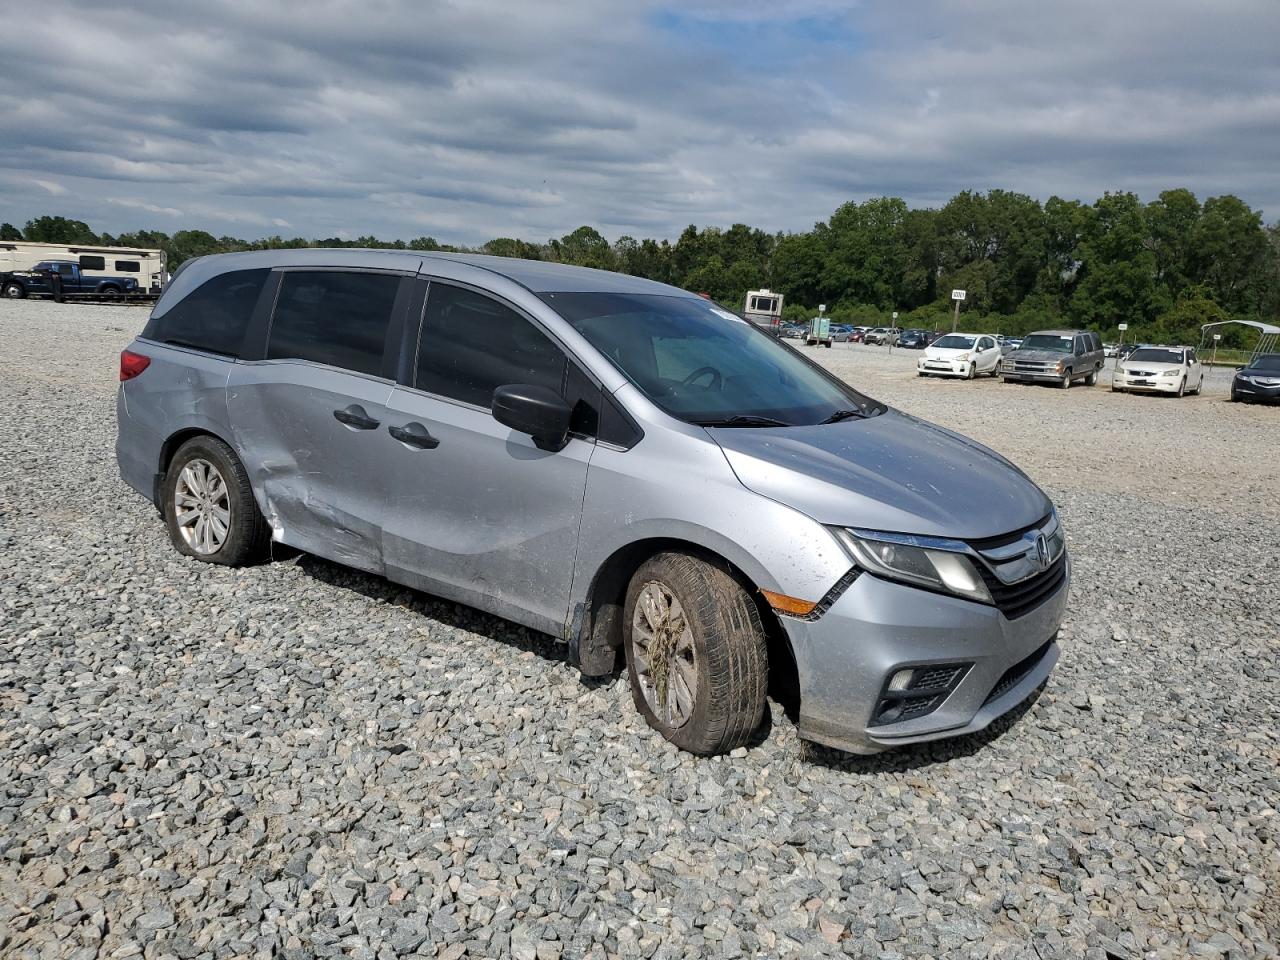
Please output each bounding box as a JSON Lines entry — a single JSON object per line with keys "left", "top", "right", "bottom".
{"left": 1, "top": 0, "right": 1277, "bottom": 246}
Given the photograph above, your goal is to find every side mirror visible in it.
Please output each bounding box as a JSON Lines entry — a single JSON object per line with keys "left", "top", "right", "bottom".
{"left": 492, "top": 383, "right": 572, "bottom": 451}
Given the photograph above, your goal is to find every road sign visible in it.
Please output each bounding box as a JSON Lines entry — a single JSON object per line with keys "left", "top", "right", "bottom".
{"left": 891, "top": 312, "right": 899, "bottom": 320}
{"left": 951, "top": 290, "right": 966, "bottom": 301}
{"left": 818, "top": 304, "right": 826, "bottom": 313}
{"left": 1213, "top": 334, "right": 1221, "bottom": 341}
{"left": 1118, "top": 323, "right": 1128, "bottom": 331}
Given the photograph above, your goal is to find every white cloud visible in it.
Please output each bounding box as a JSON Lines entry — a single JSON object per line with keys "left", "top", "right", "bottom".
{"left": 0, "top": 0, "right": 1274, "bottom": 243}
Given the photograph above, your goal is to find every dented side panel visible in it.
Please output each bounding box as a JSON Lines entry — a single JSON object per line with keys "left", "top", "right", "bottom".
{"left": 226, "top": 360, "right": 394, "bottom": 574}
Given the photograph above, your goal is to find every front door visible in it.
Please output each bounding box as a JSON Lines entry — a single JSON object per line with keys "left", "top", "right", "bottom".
{"left": 379, "top": 281, "right": 598, "bottom": 636}
{"left": 226, "top": 268, "right": 409, "bottom": 573}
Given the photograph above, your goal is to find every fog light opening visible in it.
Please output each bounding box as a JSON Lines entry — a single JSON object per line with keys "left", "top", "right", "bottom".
{"left": 888, "top": 669, "right": 914, "bottom": 692}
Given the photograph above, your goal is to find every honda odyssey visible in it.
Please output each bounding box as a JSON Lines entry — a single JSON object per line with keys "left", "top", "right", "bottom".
{"left": 116, "top": 250, "right": 1067, "bottom": 756}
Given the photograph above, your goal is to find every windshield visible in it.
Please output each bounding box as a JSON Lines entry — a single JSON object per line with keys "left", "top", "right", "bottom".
{"left": 1020, "top": 334, "right": 1074, "bottom": 353}
{"left": 1246, "top": 354, "right": 1280, "bottom": 372}
{"left": 932, "top": 335, "right": 975, "bottom": 349}
{"left": 541, "top": 292, "right": 882, "bottom": 426}
{"left": 1128, "top": 348, "right": 1184, "bottom": 364}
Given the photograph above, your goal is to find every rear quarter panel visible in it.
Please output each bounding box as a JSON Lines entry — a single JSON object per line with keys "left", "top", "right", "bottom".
{"left": 116, "top": 340, "right": 235, "bottom": 503}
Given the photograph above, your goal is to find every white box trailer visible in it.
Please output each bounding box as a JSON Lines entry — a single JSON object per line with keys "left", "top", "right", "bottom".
{"left": 743, "top": 288, "right": 784, "bottom": 335}
{"left": 0, "top": 241, "right": 167, "bottom": 293}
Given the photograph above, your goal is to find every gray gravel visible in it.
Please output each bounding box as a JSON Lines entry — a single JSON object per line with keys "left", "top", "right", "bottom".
{"left": 1, "top": 301, "right": 1278, "bottom": 960}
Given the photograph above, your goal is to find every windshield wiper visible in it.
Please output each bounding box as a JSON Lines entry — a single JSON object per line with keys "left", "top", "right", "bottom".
{"left": 820, "top": 408, "right": 866, "bottom": 424}
{"left": 694, "top": 415, "right": 790, "bottom": 428}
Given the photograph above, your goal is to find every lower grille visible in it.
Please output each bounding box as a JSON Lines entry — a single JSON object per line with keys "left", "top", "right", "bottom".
{"left": 983, "top": 641, "right": 1053, "bottom": 706}
{"left": 978, "top": 553, "right": 1067, "bottom": 620}
{"left": 870, "top": 662, "right": 971, "bottom": 726}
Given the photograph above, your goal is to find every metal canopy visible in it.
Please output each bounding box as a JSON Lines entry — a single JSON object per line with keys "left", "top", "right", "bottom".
{"left": 1199, "top": 320, "right": 1280, "bottom": 362}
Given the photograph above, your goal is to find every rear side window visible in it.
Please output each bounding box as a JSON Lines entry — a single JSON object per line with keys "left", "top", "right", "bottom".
{"left": 267, "top": 271, "right": 401, "bottom": 377}
{"left": 115, "top": 260, "right": 140, "bottom": 272}
{"left": 79, "top": 255, "right": 105, "bottom": 270}
{"left": 143, "top": 268, "right": 269, "bottom": 357}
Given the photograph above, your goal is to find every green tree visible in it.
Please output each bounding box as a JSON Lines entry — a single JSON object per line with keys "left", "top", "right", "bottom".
{"left": 0, "top": 222, "right": 21, "bottom": 240}
{"left": 23, "top": 215, "right": 98, "bottom": 244}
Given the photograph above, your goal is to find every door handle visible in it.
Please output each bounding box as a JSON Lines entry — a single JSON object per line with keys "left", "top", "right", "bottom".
{"left": 388, "top": 422, "right": 440, "bottom": 449}
{"left": 332, "top": 405, "right": 380, "bottom": 430}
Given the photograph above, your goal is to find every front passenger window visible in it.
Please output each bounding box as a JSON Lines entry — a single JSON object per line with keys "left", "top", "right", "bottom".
{"left": 416, "top": 284, "right": 597, "bottom": 434}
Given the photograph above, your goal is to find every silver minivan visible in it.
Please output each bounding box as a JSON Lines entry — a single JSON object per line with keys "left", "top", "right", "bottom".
{"left": 117, "top": 250, "right": 1067, "bottom": 756}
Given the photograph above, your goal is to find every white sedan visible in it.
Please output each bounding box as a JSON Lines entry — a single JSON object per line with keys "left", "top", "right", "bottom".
{"left": 1113, "top": 345, "right": 1204, "bottom": 396}
{"left": 917, "top": 333, "right": 1002, "bottom": 379}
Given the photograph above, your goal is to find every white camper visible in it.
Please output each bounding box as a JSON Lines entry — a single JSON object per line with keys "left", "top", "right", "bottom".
{"left": 743, "top": 288, "right": 784, "bottom": 335}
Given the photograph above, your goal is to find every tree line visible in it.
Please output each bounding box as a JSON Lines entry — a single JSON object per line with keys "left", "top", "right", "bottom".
{"left": 6, "top": 186, "right": 1277, "bottom": 348}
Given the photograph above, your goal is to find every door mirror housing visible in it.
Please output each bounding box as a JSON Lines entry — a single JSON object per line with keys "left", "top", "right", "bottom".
{"left": 492, "top": 383, "right": 573, "bottom": 451}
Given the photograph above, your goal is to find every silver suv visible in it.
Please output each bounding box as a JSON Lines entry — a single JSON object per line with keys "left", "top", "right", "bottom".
{"left": 116, "top": 250, "right": 1067, "bottom": 756}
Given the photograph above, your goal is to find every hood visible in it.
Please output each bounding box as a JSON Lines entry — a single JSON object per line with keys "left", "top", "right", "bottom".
{"left": 1121, "top": 361, "right": 1182, "bottom": 373}
{"left": 1006, "top": 348, "right": 1069, "bottom": 363}
{"left": 924, "top": 344, "right": 973, "bottom": 359}
{"left": 708, "top": 409, "right": 1051, "bottom": 540}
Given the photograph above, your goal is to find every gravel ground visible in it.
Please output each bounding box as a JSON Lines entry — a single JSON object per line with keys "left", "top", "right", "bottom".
{"left": 1, "top": 301, "right": 1277, "bottom": 960}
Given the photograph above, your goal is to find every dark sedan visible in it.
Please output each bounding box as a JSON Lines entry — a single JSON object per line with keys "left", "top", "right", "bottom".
{"left": 898, "top": 329, "right": 929, "bottom": 349}
{"left": 1231, "top": 353, "right": 1280, "bottom": 403}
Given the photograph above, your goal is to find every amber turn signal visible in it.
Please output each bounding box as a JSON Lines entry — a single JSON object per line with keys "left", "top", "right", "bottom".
{"left": 760, "top": 589, "right": 818, "bottom": 617}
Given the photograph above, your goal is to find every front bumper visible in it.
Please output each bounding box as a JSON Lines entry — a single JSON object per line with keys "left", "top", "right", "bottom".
{"left": 1114, "top": 375, "right": 1182, "bottom": 393}
{"left": 1232, "top": 379, "right": 1280, "bottom": 402}
{"left": 1001, "top": 367, "right": 1063, "bottom": 383}
{"left": 919, "top": 359, "right": 971, "bottom": 377}
{"left": 783, "top": 563, "right": 1068, "bottom": 755}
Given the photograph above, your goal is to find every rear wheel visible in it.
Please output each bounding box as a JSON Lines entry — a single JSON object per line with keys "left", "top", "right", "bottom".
{"left": 3, "top": 282, "right": 24, "bottom": 299}
{"left": 624, "top": 553, "right": 768, "bottom": 755}
{"left": 1085, "top": 370, "right": 1098, "bottom": 386}
{"left": 1193, "top": 376, "right": 1203, "bottom": 395}
{"left": 163, "top": 436, "right": 269, "bottom": 566}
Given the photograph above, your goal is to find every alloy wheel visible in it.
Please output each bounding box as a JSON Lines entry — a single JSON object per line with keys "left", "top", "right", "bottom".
{"left": 631, "top": 581, "right": 699, "bottom": 729}
{"left": 173, "top": 458, "right": 231, "bottom": 555}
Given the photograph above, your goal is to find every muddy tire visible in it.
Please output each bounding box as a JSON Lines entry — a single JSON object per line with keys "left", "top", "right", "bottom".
{"left": 163, "top": 435, "right": 269, "bottom": 566}
{"left": 1085, "top": 370, "right": 1098, "bottom": 386}
{"left": 624, "top": 552, "right": 768, "bottom": 755}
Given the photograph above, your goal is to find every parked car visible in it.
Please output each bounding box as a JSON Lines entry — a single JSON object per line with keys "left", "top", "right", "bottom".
{"left": 999, "top": 329, "right": 1105, "bottom": 388}
{"left": 1117, "top": 342, "right": 1138, "bottom": 359}
{"left": 897, "top": 329, "right": 929, "bottom": 349}
{"left": 1103, "top": 342, "right": 1119, "bottom": 358}
{"left": 1002, "top": 337, "right": 1023, "bottom": 353}
{"left": 848, "top": 327, "right": 868, "bottom": 344}
{"left": 117, "top": 250, "right": 1066, "bottom": 758}
{"left": 865, "top": 327, "right": 899, "bottom": 345}
{"left": 1230, "top": 353, "right": 1280, "bottom": 404}
{"left": 779, "top": 323, "right": 805, "bottom": 340}
{"left": 829, "top": 324, "right": 854, "bottom": 343}
{"left": 1113, "top": 345, "right": 1203, "bottom": 396}
{"left": 917, "top": 333, "right": 1003, "bottom": 379}
{"left": 2, "top": 260, "right": 141, "bottom": 298}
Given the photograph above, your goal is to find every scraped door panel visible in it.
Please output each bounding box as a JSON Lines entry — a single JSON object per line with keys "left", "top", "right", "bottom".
{"left": 380, "top": 389, "right": 592, "bottom": 635}
{"left": 228, "top": 364, "right": 393, "bottom": 573}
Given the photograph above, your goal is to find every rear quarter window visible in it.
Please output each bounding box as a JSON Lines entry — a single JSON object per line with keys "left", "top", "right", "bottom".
{"left": 142, "top": 268, "right": 270, "bottom": 357}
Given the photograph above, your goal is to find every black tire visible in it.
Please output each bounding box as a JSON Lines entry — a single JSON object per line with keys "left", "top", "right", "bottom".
{"left": 1085, "top": 370, "right": 1097, "bottom": 386}
{"left": 965, "top": 363, "right": 976, "bottom": 380}
{"left": 1060, "top": 371, "right": 1072, "bottom": 389}
{"left": 623, "top": 552, "right": 768, "bottom": 755}
{"left": 3, "top": 281, "right": 24, "bottom": 299}
{"left": 163, "top": 435, "right": 269, "bottom": 566}
{"left": 1175, "top": 377, "right": 1185, "bottom": 398}
{"left": 100, "top": 285, "right": 121, "bottom": 296}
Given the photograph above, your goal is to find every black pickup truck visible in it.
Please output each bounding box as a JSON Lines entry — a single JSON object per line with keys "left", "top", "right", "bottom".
{"left": 2, "top": 260, "right": 141, "bottom": 299}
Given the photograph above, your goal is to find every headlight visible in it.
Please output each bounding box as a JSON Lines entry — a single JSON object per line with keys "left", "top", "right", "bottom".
{"left": 833, "top": 529, "right": 992, "bottom": 604}
{"left": 955, "top": 352, "right": 970, "bottom": 361}
{"left": 1054, "top": 360, "right": 1065, "bottom": 373}
{"left": 1160, "top": 369, "right": 1180, "bottom": 377}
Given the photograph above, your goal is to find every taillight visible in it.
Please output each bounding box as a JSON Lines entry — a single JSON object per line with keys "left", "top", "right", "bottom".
{"left": 120, "top": 349, "right": 150, "bottom": 381}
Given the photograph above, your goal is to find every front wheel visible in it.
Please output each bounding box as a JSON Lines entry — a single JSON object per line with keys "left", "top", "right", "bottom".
{"left": 1176, "top": 378, "right": 1185, "bottom": 398}
{"left": 163, "top": 435, "right": 269, "bottom": 566}
{"left": 624, "top": 553, "right": 768, "bottom": 755}
{"left": 965, "top": 363, "right": 976, "bottom": 380}
{"left": 1060, "top": 371, "right": 1072, "bottom": 389}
